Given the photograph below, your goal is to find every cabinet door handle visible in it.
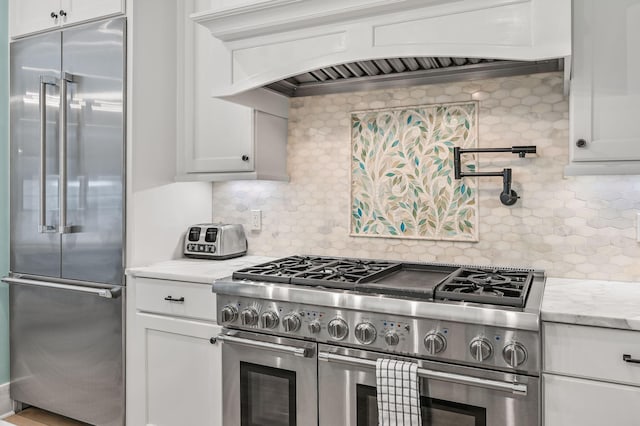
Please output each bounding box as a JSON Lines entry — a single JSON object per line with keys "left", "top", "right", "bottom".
{"left": 623, "top": 354, "right": 640, "bottom": 364}
{"left": 575, "top": 139, "right": 587, "bottom": 148}
{"left": 51, "top": 11, "right": 58, "bottom": 19}
{"left": 59, "top": 10, "right": 67, "bottom": 17}
{"left": 164, "top": 296, "right": 185, "bottom": 303}
{"left": 241, "top": 155, "right": 250, "bottom": 162}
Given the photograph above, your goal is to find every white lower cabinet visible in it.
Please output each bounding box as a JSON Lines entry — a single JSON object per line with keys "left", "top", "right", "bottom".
{"left": 127, "top": 277, "right": 223, "bottom": 426}
{"left": 138, "top": 314, "right": 222, "bottom": 426}
{"left": 543, "top": 322, "right": 640, "bottom": 425}
{"left": 544, "top": 374, "right": 640, "bottom": 426}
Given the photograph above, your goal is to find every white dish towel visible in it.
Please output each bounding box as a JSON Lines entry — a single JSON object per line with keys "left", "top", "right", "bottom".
{"left": 376, "top": 358, "right": 422, "bottom": 426}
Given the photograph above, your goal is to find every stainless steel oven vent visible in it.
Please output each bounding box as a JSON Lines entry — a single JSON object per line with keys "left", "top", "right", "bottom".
{"left": 266, "top": 57, "right": 563, "bottom": 97}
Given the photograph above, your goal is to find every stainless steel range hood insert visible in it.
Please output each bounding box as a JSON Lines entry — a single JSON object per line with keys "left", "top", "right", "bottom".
{"left": 266, "top": 57, "right": 563, "bottom": 97}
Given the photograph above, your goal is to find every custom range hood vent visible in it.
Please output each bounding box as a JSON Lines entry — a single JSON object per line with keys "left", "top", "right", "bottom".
{"left": 192, "top": 0, "right": 571, "bottom": 111}
{"left": 266, "top": 57, "right": 563, "bottom": 97}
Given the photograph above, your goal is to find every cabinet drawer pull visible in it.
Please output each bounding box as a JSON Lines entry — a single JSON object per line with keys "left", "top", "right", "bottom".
{"left": 164, "top": 296, "right": 185, "bottom": 303}
{"left": 623, "top": 354, "right": 640, "bottom": 364}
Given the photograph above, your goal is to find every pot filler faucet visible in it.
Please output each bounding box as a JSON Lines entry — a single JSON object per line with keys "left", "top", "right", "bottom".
{"left": 453, "top": 146, "right": 537, "bottom": 206}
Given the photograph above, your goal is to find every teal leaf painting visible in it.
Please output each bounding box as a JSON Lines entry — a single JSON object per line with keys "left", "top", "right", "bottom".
{"left": 350, "top": 102, "right": 478, "bottom": 241}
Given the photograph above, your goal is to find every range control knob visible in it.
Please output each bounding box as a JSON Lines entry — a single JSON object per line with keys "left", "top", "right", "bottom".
{"left": 384, "top": 331, "right": 400, "bottom": 346}
{"left": 260, "top": 311, "right": 279, "bottom": 329}
{"left": 469, "top": 337, "right": 493, "bottom": 362}
{"left": 220, "top": 305, "right": 238, "bottom": 324}
{"left": 355, "top": 322, "right": 377, "bottom": 345}
{"left": 503, "top": 342, "right": 527, "bottom": 368}
{"left": 282, "top": 313, "right": 302, "bottom": 333}
{"left": 424, "top": 331, "right": 447, "bottom": 355}
{"left": 328, "top": 318, "right": 349, "bottom": 341}
{"left": 308, "top": 320, "right": 321, "bottom": 334}
{"left": 240, "top": 307, "right": 259, "bottom": 326}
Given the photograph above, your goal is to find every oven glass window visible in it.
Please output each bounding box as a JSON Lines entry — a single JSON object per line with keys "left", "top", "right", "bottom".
{"left": 356, "top": 384, "right": 486, "bottom": 426}
{"left": 240, "top": 362, "right": 296, "bottom": 426}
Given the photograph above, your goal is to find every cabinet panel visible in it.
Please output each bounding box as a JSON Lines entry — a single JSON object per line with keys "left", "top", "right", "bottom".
{"left": 177, "top": 0, "right": 288, "bottom": 181}
{"left": 544, "top": 374, "right": 640, "bottom": 426}
{"left": 571, "top": 0, "right": 640, "bottom": 163}
{"left": 544, "top": 323, "right": 640, "bottom": 386}
{"left": 10, "top": 0, "right": 61, "bottom": 38}
{"left": 62, "top": 0, "right": 124, "bottom": 26}
{"left": 136, "top": 314, "right": 222, "bottom": 426}
{"left": 188, "top": 99, "right": 255, "bottom": 173}
{"left": 185, "top": 0, "right": 255, "bottom": 174}
{"left": 135, "top": 278, "right": 217, "bottom": 321}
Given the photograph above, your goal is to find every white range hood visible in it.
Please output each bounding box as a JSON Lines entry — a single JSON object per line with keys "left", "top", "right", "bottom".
{"left": 192, "top": 0, "right": 571, "bottom": 103}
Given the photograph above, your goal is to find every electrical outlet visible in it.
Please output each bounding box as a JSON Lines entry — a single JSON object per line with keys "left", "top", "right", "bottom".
{"left": 251, "top": 210, "right": 262, "bottom": 231}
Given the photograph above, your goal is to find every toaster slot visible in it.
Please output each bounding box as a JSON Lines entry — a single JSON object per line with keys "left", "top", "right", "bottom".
{"left": 188, "top": 227, "right": 201, "bottom": 242}
{"left": 205, "top": 228, "right": 218, "bottom": 243}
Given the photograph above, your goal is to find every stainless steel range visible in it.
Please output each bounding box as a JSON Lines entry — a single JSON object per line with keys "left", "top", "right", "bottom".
{"left": 212, "top": 255, "right": 545, "bottom": 426}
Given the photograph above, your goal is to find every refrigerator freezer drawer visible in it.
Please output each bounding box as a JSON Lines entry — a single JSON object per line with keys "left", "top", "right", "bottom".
{"left": 8, "top": 279, "right": 125, "bottom": 426}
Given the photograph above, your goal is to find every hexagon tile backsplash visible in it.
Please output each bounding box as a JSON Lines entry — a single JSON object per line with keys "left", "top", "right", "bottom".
{"left": 212, "top": 72, "right": 640, "bottom": 281}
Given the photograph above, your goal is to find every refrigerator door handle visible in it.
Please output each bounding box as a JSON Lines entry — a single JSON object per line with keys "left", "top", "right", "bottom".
{"left": 38, "top": 76, "right": 59, "bottom": 233}
{"left": 59, "top": 72, "right": 79, "bottom": 234}
{"left": 2, "top": 277, "right": 122, "bottom": 299}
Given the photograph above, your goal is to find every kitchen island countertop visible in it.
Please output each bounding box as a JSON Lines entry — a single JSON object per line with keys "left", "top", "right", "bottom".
{"left": 125, "top": 255, "right": 276, "bottom": 284}
{"left": 542, "top": 277, "right": 640, "bottom": 330}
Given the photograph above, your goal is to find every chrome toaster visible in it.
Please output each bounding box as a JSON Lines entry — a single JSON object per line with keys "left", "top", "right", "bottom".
{"left": 184, "top": 223, "right": 247, "bottom": 259}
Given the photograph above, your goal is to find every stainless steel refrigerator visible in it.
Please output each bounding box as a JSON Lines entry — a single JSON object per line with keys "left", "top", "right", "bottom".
{"left": 3, "top": 18, "right": 126, "bottom": 426}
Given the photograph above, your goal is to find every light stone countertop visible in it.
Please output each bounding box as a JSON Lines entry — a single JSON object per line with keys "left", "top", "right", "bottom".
{"left": 127, "top": 261, "right": 640, "bottom": 330}
{"left": 542, "top": 277, "right": 640, "bottom": 330}
{"left": 125, "top": 255, "right": 276, "bottom": 285}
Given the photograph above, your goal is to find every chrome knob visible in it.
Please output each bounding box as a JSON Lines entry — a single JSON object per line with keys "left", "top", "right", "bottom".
{"left": 355, "top": 322, "right": 377, "bottom": 345}
{"left": 59, "top": 9, "right": 67, "bottom": 17}
{"left": 240, "top": 307, "right": 259, "bottom": 326}
{"left": 282, "top": 313, "right": 302, "bottom": 332}
{"left": 308, "top": 320, "right": 321, "bottom": 334}
{"left": 51, "top": 11, "right": 58, "bottom": 19}
{"left": 328, "top": 318, "right": 348, "bottom": 341}
{"left": 220, "top": 305, "right": 238, "bottom": 324}
{"left": 260, "top": 311, "right": 279, "bottom": 329}
{"left": 470, "top": 337, "right": 493, "bottom": 362}
{"left": 384, "top": 331, "right": 400, "bottom": 346}
{"left": 503, "top": 342, "right": 527, "bottom": 368}
{"left": 424, "top": 331, "right": 447, "bottom": 355}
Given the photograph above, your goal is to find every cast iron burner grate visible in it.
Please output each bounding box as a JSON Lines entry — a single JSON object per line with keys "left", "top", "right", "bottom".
{"left": 232, "top": 255, "right": 339, "bottom": 283}
{"left": 290, "top": 259, "right": 399, "bottom": 289}
{"left": 232, "top": 255, "right": 400, "bottom": 288}
{"left": 434, "top": 267, "right": 534, "bottom": 307}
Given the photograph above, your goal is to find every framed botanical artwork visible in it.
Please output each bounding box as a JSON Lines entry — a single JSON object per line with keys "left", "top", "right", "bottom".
{"left": 350, "top": 101, "right": 479, "bottom": 242}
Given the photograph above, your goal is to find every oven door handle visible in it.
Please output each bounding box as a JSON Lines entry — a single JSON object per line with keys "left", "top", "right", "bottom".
{"left": 213, "top": 334, "right": 313, "bottom": 358}
{"left": 318, "top": 352, "right": 527, "bottom": 396}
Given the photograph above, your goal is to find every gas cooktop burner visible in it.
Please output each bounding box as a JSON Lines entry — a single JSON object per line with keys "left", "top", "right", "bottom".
{"left": 435, "top": 268, "right": 533, "bottom": 307}
{"left": 232, "top": 256, "right": 536, "bottom": 308}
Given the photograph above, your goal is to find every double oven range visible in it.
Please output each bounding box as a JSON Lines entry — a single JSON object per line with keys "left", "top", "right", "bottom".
{"left": 212, "top": 255, "right": 545, "bottom": 426}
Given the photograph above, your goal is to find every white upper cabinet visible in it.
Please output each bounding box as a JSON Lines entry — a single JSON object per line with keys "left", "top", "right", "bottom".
{"left": 61, "top": 0, "right": 124, "bottom": 27}
{"left": 10, "top": 0, "right": 61, "bottom": 37}
{"left": 177, "top": 0, "right": 289, "bottom": 181}
{"left": 9, "top": 0, "right": 124, "bottom": 39}
{"left": 567, "top": 0, "right": 640, "bottom": 175}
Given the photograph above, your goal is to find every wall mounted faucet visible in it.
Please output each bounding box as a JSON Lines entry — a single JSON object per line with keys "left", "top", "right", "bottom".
{"left": 453, "top": 146, "right": 537, "bottom": 206}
